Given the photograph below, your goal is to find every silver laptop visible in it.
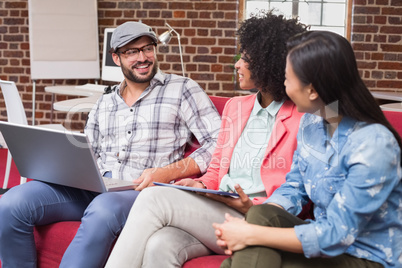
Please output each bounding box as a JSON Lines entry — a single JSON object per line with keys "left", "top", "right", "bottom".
{"left": 0, "top": 121, "right": 135, "bottom": 193}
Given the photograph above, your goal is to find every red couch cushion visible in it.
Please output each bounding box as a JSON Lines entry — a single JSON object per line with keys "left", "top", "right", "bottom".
{"left": 384, "top": 110, "right": 402, "bottom": 137}
{"left": 183, "top": 255, "right": 229, "bottom": 268}
{"left": 34, "top": 222, "right": 80, "bottom": 267}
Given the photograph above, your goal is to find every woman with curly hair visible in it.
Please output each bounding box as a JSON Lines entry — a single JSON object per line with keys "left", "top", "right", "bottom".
{"left": 105, "top": 11, "right": 309, "bottom": 268}
{"left": 213, "top": 31, "right": 402, "bottom": 268}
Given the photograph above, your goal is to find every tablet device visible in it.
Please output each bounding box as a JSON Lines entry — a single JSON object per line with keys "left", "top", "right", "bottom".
{"left": 153, "top": 182, "right": 239, "bottom": 197}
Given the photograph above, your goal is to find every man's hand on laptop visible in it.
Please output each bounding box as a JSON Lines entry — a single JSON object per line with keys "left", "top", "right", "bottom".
{"left": 133, "top": 167, "right": 172, "bottom": 191}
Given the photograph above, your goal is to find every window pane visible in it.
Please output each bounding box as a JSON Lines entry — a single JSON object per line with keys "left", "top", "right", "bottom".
{"left": 269, "top": 1, "right": 293, "bottom": 16}
{"left": 244, "top": 0, "right": 347, "bottom": 36}
{"left": 322, "top": 3, "right": 345, "bottom": 26}
{"left": 310, "top": 25, "right": 345, "bottom": 36}
{"left": 298, "top": 2, "right": 322, "bottom": 25}
{"left": 324, "top": 0, "right": 345, "bottom": 3}
{"left": 246, "top": 1, "right": 269, "bottom": 18}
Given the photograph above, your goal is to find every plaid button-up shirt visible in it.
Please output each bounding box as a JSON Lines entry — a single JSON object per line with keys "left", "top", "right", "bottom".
{"left": 85, "top": 70, "right": 221, "bottom": 181}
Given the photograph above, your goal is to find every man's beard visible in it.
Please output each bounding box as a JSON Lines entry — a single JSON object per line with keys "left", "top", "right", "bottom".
{"left": 122, "top": 60, "right": 158, "bottom": 83}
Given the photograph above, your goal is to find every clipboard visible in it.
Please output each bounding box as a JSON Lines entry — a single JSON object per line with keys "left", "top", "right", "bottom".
{"left": 153, "top": 182, "right": 239, "bottom": 197}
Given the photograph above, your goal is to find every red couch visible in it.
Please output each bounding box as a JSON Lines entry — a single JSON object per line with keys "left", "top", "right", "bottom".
{"left": 5, "top": 104, "right": 399, "bottom": 268}
{"left": 32, "top": 221, "right": 228, "bottom": 267}
{"left": 0, "top": 95, "right": 231, "bottom": 268}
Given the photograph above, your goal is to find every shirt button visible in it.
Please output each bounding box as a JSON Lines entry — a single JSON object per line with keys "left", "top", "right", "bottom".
{"left": 324, "top": 167, "right": 328, "bottom": 170}
{"left": 130, "top": 109, "right": 133, "bottom": 112}
{"left": 128, "top": 131, "right": 131, "bottom": 134}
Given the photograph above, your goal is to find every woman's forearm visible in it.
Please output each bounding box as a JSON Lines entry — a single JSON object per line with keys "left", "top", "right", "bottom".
{"left": 214, "top": 214, "right": 304, "bottom": 254}
{"left": 246, "top": 225, "right": 303, "bottom": 253}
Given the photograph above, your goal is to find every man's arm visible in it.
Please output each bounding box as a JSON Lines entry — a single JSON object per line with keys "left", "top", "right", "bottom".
{"left": 180, "top": 80, "right": 222, "bottom": 174}
{"left": 134, "top": 79, "right": 221, "bottom": 191}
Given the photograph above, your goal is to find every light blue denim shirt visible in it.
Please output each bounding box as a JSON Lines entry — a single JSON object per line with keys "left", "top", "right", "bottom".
{"left": 219, "top": 96, "right": 284, "bottom": 197}
{"left": 266, "top": 113, "right": 402, "bottom": 268}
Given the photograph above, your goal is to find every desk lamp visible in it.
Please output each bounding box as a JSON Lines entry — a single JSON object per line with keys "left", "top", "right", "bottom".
{"left": 158, "top": 23, "right": 185, "bottom": 77}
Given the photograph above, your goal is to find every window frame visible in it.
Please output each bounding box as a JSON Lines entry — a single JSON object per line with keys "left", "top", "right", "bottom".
{"left": 239, "top": 0, "right": 352, "bottom": 41}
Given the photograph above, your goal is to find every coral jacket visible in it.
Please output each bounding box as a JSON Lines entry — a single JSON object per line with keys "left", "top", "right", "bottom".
{"left": 197, "top": 94, "right": 303, "bottom": 205}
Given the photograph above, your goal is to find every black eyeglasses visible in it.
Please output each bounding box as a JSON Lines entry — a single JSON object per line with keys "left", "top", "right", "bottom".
{"left": 117, "top": 43, "right": 157, "bottom": 59}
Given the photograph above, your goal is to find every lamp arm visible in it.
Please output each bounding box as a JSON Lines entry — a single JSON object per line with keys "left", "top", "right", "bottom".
{"left": 177, "top": 36, "right": 185, "bottom": 77}
{"left": 165, "top": 23, "right": 185, "bottom": 77}
{"left": 166, "top": 23, "right": 180, "bottom": 40}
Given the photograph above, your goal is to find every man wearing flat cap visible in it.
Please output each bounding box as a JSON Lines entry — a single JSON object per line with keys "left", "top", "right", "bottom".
{"left": 0, "top": 21, "right": 221, "bottom": 267}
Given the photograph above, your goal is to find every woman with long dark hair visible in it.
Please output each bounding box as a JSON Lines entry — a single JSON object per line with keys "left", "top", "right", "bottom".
{"left": 286, "top": 31, "right": 402, "bottom": 154}
{"left": 213, "top": 31, "right": 402, "bottom": 268}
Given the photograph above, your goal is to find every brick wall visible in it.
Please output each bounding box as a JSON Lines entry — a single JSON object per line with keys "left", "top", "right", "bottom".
{"left": 0, "top": 0, "right": 240, "bottom": 129}
{"left": 351, "top": 0, "right": 401, "bottom": 92}
{"left": 0, "top": 0, "right": 401, "bottom": 130}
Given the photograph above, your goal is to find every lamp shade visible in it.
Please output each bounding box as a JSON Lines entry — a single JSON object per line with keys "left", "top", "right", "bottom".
{"left": 158, "top": 30, "right": 172, "bottom": 45}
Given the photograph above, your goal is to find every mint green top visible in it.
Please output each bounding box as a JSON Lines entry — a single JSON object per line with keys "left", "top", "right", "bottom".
{"left": 219, "top": 94, "right": 284, "bottom": 197}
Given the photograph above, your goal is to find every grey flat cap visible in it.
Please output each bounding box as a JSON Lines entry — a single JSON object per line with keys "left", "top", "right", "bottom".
{"left": 110, "top": 21, "right": 157, "bottom": 52}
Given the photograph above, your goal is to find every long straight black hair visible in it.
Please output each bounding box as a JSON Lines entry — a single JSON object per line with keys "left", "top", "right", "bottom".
{"left": 287, "top": 31, "right": 402, "bottom": 162}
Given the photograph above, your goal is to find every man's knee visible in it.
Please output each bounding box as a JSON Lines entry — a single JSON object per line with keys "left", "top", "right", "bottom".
{"left": 0, "top": 187, "right": 32, "bottom": 226}
{"left": 0, "top": 195, "right": 15, "bottom": 234}
{"left": 82, "top": 192, "right": 139, "bottom": 233}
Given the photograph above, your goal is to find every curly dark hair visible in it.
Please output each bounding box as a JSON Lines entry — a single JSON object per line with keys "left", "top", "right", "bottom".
{"left": 238, "top": 10, "right": 309, "bottom": 101}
